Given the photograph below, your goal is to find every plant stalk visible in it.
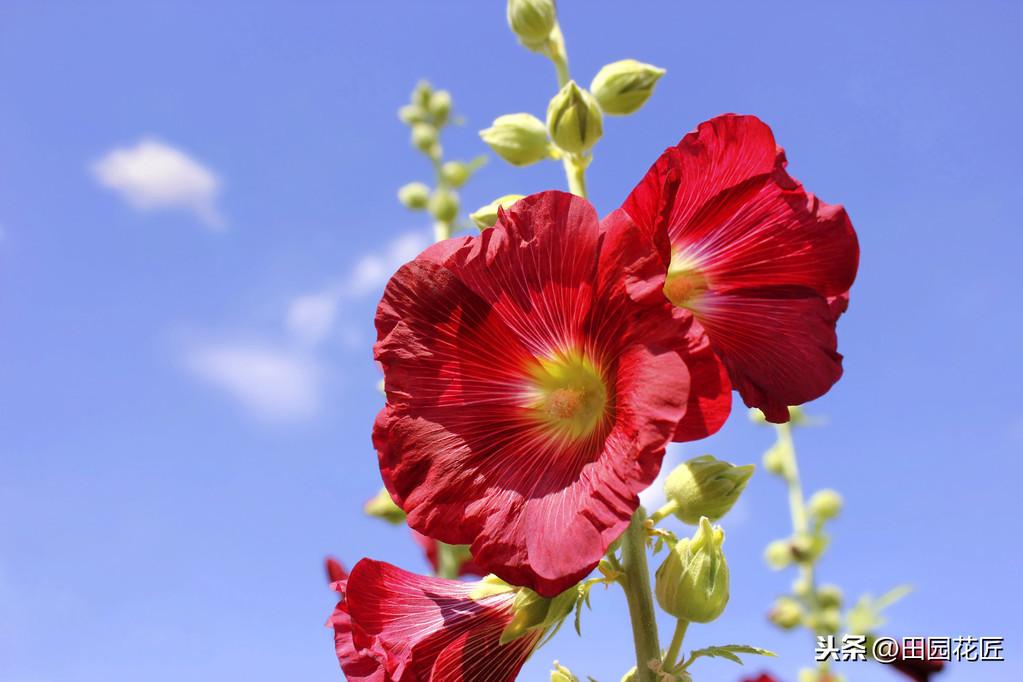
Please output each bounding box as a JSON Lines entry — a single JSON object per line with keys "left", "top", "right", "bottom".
{"left": 620, "top": 508, "right": 661, "bottom": 682}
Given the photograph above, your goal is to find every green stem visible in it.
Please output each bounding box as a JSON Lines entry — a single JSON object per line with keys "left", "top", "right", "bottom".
{"left": 436, "top": 542, "right": 460, "bottom": 579}
{"left": 619, "top": 509, "right": 661, "bottom": 682}
{"left": 648, "top": 499, "right": 680, "bottom": 525}
{"left": 564, "top": 156, "right": 587, "bottom": 198}
{"left": 663, "top": 619, "right": 689, "bottom": 671}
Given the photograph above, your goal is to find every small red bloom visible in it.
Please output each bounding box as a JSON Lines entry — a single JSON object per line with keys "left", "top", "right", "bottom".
{"left": 330, "top": 558, "right": 543, "bottom": 681}
{"left": 374, "top": 191, "right": 723, "bottom": 595}
{"left": 886, "top": 640, "right": 946, "bottom": 682}
{"left": 622, "top": 114, "right": 859, "bottom": 422}
{"left": 740, "top": 674, "right": 780, "bottom": 682}
{"left": 326, "top": 556, "right": 348, "bottom": 586}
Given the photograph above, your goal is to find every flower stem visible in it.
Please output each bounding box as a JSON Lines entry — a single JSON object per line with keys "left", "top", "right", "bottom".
{"left": 648, "top": 499, "right": 680, "bottom": 525}
{"left": 663, "top": 618, "right": 689, "bottom": 671}
{"left": 619, "top": 508, "right": 661, "bottom": 682}
{"left": 564, "top": 156, "right": 588, "bottom": 198}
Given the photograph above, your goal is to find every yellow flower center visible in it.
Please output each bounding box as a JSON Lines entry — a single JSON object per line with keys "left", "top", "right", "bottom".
{"left": 525, "top": 348, "right": 609, "bottom": 441}
{"left": 663, "top": 251, "right": 709, "bottom": 309}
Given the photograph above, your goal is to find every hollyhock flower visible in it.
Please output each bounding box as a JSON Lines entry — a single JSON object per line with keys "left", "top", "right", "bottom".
{"left": 374, "top": 191, "right": 727, "bottom": 596}
{"left": 326, "top": 556, "right": 348, "bottom": 585}
{"left": 330, "top": 558, "right": 566, "bottom": 681}
{"left": 885, "top": 640, "right": 946, "bottom": 682}
{"left": 411, "top": 530, "right": 485, "bottom": 578}
{"left": 622, "top": 114, "right": 859, "bottom": 422}
{"left": 740, "top": 674, "right": 780, "bottom": 682}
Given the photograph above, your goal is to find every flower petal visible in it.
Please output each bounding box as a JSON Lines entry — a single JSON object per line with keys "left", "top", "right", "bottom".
{"left": 621, "top": 114, "right": 858, "bottom": 419}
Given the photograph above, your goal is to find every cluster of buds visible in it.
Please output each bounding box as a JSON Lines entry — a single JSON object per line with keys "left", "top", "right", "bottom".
{"left": 396, "top": 80, "right": 485, "bottom": 239}
{"left": 473, "top": 0, "right": 665, "bottom": 219}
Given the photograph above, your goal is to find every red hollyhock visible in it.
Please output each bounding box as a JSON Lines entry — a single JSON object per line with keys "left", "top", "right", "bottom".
{"left": 622, "top": 114, "right": 859, "bottom": 423}
{"left": 886, "top": 640, "right": 946, "bottom": 682}
{"left": 741, "top": 675, "right": 780, "bottom": 682}
{"left": 330, "top": 559, "right": 544, "bottom": 681}
{"left": 326, "top": 556, "right": 349, "bottom": 585}
{"left": 374, "top": 191, "right": 726, "bottom": 596}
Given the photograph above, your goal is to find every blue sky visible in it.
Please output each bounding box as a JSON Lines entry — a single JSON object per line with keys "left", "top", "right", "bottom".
{"left": 1, "top": 2, "right": 1021, "bottom": 681}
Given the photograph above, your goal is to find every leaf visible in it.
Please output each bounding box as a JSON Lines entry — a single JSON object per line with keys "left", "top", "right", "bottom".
{"left": 876, "top": 584, "right": 912, "bottom": 610}
{"left": 685, "top": 644, "right": 776, "bottom": 667}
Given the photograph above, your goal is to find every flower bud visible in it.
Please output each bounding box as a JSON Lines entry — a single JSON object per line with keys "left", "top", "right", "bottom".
{"left": 550, "top": 661, "right": 579, "bottom": 682}
{"left": 663, "top": 455, "right": 754, "bottom": 524}
{"left": 429, "top": 90, "right": 452, "bottom": 127}
{"left": 655, "top": 517, "right": 729, "bottom": 623}
{"left": 807, "top": 607, "right": 842, "bottom": 634}
{"left": 590, "top": 59, "right": 665, "bottom": 115}
{"left": 500, "top": 584, "right": 576, "bottom": 644}
{"left": 762, "top": 442, "right": 790, "bottom": 477}
{"left": 817, "top": 584, "right": 843, "bottom": 609}
{"left": 440, "top": 161, "right": 471, "bottom": 188}
{"left": 398, "top": 104, "right": 427, "bottom": 125}
{"left": 480, "top": 113, "right": 550, "bottom": 167}
{"left": 411, "top": 80, "right": 432, "bottom": 109}
{"left": 470, "top": 194, "right": 525, "bottom": 229}
{"left": 764, "top": 539, "right": 792, "bottom": 569}
{"left": 411, "top": 123, "right": 438, "bottom": 153}
{"left": 547, "top": 81, "right": 603, "bottom": 154}
{"left": 506, "top": 0, "right": 556, "bottom": 49}
{"left": 363, "top": 487, "right": 406, "bottom": 524}
{"left": 428, "top": 189, "right": 458, "bottom": 223}
{"left": 808, "top": 489, "right": 843, "bottom": 520}
{"left": 768, "top": 596, "right": 804, "bottom": 629}
{"left": 397, "top": 182, "right": 430, "bottom": 210}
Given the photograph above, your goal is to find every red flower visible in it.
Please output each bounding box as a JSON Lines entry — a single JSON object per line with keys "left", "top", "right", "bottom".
{"left": 622, "top": 114, "right": 859, "bottom": 422}
{"left": 411, "top": 530, "right": 485, "bottom": 578}
{"left": 326, "top": 556, "right": 349, "bottom": 586}
{"left": 741, "top": 675, "right": 780, "bottom": 682}
{"left": 886, "top": 640, "right": 946, "bottom": 682}
{"left": 330, "top": 558, "right": 544, "bottom": 681}
{"left": 374, "top": 191, "right": 724, "bottom": 596}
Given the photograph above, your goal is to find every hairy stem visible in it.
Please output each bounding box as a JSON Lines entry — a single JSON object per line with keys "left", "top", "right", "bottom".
{"left": 663, "top": 618, "right": 689, "bottom": 671}
{"left": 620, "top": 509, "right": 661, "bottom": 682}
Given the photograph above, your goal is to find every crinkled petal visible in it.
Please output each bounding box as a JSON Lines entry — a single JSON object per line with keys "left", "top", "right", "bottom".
{"left": 622, "top": 114, "right": 858, "bottom": 419}
{"left": 694, "top": 287, "right": 845, "bottom": 422}
{"left": 374, "top": 191, "right": 692, "bottom": 595}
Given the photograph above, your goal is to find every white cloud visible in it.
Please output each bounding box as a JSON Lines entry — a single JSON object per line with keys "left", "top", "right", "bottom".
{"left": 184, "top": 343, "right": 320, "bottom": 421}
{"left": 286, "top": 289, "right": 342, "bottom": 346}
{"left": 92, "top": 138, "right": 225, "bottom": 229}
{"left": 345, "top": 230, "right": 430, "bottom": 297}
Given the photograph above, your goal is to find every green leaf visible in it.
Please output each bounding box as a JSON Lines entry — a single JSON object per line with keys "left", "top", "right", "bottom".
{"left": 685, "top": 644, "right": 776, "bottom": 667}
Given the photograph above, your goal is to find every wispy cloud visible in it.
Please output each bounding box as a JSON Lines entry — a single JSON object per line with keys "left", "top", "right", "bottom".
{"left": 183, "top": 343, "right": 321, "bottom": 421}
{"left": 92, "top": 138, "right": 225, "bottom": 229}
{"left": 180, "top": 229, "right": 429, "bottom": 421}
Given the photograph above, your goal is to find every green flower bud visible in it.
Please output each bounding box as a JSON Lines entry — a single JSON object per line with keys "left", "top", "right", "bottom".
{"left": 363, "top": 487, "right": 406, "bottom": 524}
{"left": 590, "top": 59, "right": 665, "bottom": 115}
{"left": 470, "top": 194, "right": 526, "bottom": 229}
{"left": 411, "top": 80, "right": 432, "bottom": 109}
{"left": 762, "top": 442, "right": 790, "bottom": 477}
{"left": 397, "top": 182, "right": 430, "bottom": 210}
{"left": 506, "top": 0, "right": 556, "bottom": 49}
{"left": 807, "top": 606, "right": 842, "bottom": 634}
{"left": 808, "top": 489, "right": 843, "bottom": 520}
{"left": 749, "top": 407, "right": 768, "bottom": 424}
{"left": 621, "top": 668, "right": 636, "bottom": 682}
{"left": 440, "top": 161, "right": 471, "bottom": 188}
{"left": 500, "top": 585, "right": 576, "bottom": 644}
{"left": 480, "top": 113, "right": 550, "bottom": 166}
{"left": 550, "top": 661, "right": 579, "bottom": 682}
{"left": 547, "top": 81, "right": 603, "bottom": 154}
{"left": 817, "top": 584, "right": 843, "bottom": 609}
{"left": 411, "top": 123, "right": 438, "bottom": 153}
{"left": 768, "top": 596, "right": 804, "bottom": 629}
{"left": 764, "top": 539, "right": 793, "bottom": 569}
{"left": 429, "top": 89, "right": 452, "bottom": 127}
{"left": 398, "top": 104, "right": 427, "bottom": 125}
{"left": 428, "top": 189, "right": 458, "bottom": 223}
{"left": 663, "top": 454, "right": 754, "bottom": 524}
{"left": 655, "top": 517, "right": 729, "bottom": 623}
